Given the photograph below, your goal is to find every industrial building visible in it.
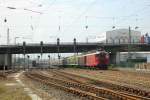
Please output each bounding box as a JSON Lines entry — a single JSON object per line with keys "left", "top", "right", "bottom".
{"left": 106, "top": 29, "right": 141, "bottom": 43}
{"left": 103, "top": 29, "right": 150, "bottom": 65}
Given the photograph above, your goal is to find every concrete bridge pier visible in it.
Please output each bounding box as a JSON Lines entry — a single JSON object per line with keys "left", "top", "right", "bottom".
{"left": 109, "top": 52, "right": 120, "bottom": 65}
{"left": 0, "top": 54, "right": 12, "bottom": 70}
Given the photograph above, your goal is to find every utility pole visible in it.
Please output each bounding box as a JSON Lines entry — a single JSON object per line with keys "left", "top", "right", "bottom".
{"left": 14, "top": 37, "right": 20, "bottom": 70}
{"left": 57, "top": 38, "right": 60, "bottom": 67}
{"left": 73, "top": 38, "right": 77, "bottom": 65}
{"left": 40, "top": 41, "right": 43, "bottom": 69}
{"left": 129, "top": 26, "right": 131, "bottom": 44}
{"left": 85, "top": 16, "right": 88, "bottom": 43}
{"left": 37, "top": 55, "right": 40, "bottom": 68}
{"left": 7, "top": 28, "right": 10, "bottom": 45}
{"left": 23, "top": 41, "right": 26, "bottom": 70}
{"left": 4, "top": 18, "right": 10, "bottom": 70}
{"left": 127, "top": 26, "right": 131, "bottom": 67}
{"left": 27, "top": 55, "right": 30, "bottom": 71}
{"left": 4, "top": 18, "right": 10, "bottom": 45}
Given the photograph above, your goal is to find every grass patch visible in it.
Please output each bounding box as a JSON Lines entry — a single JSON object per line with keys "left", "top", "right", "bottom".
{"left": 0, "top": 81, "right": 31, "bottom": 100}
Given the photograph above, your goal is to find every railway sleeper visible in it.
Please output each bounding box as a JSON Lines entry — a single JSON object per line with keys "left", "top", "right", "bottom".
{"left": 26, "top": 74, "right": 110, "bottom": 99}
{"left": 48, "top": 73, "right": 140, "bottom": 99}
{"left": 57, "top": 71, "right": 150, "bottom": 99}
{"left": 27, "top": 73, "right": 140, "bottom": 100}
{"left": 27, "top": 74, "right": 107, "bottom": 100}
{"left": 119, "top": 86, "right": 150, "bottom": 98}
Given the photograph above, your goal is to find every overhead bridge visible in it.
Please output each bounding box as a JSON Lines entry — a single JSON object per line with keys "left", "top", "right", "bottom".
{"left": 0, "top": 42, "right": 150, "bottom": 54}
{"left": 0, "top": 42, "right": 150, "bottom": 69}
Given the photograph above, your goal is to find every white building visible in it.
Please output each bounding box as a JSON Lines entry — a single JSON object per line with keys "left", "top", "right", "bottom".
{"left": 106, "top": 29, "right": 141, "bottom": 43}
{"left": 116, "top": 52, "right": 150, "bottom": 63}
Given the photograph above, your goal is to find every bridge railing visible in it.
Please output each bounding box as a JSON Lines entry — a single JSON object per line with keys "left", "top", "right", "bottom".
{"left": 0, "top": 41, "right": 148, "bottom": 47}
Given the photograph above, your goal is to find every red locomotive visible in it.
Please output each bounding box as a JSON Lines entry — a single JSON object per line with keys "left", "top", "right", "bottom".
{"left": 63, "top": 50, "right": 109, "bottom": 69}
{"left": 78, "top": 51, "right": 109, "bottom": 69}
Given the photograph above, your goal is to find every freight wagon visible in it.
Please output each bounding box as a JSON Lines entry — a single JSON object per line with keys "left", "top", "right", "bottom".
{"left": 62, "top": 51, "right": 109, "bottom": 69}
{"left": 140, "top": 34, "right": 150, "bottom": 44}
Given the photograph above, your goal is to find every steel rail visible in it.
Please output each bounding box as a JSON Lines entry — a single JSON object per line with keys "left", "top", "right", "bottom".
{"left": 26, "top": 72, "right": 142, "bottom": 100}
{"left": 26, "top": 73, "right": 107, "bottom": 100}
{"left": 51, "top": 70, "right": 150, "bottom": 100}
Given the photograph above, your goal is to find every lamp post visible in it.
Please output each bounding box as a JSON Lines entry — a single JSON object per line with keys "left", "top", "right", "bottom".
{"left": 57, "top": 38, "right": 60, "bottom": 66}
{"left": 14, "top": 36, "right": 31, "bottom": 70}
{"left": 27, "top": 55, "right": 30, "bottom": 70}
{"left": 23, "top": 42, "right": 26, "bottom": 70}
{"left": 49, "top": 36, "right": 58, "bottom": 64}
{"left": 14, "top": 37, "right": 20, "bottom": 70}
{"left": 4, "top": 18, "right": 10, "bottom": 70}
{"left": 37, "top": 55, "right": 40, "bottom": 69}
{"left": 4, "top": 18, "right": 10, "bottom": 45}
{"left": 127, "top": 26, "right": 139, "bottom": 67}
{"left": 48, "top": 55, "right": 50, "bottom": 69}
{"left": 58, "top": 55, "right": 61, "bottom": 67}
{"left": 73, "top": 38, "right": 77, "bottom": 65}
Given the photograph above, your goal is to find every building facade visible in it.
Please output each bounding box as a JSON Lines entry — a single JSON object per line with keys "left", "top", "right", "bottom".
{"left": 106, "top": 29, "right": 141, "bottom": 44}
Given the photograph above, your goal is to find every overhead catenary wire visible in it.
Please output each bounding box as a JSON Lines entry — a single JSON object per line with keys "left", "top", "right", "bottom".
{"left": 62, "top": 0, "right": 98, "bottom": 34}
{"left": 23, "top": 0, "right": 150, "bottom": 36}
{"left": 1, "top": 0, "right": 150, "bottom": 41}
{"left": 61, "top": 0, "right": 146, "bottom": 34}
{"left": 31, "top": 0, "right": 57, "bottom": 41}
{"left": 26, "top": 0, "right": 43, "bottom": 7}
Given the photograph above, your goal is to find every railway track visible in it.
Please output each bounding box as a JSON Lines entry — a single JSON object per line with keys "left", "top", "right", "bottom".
{"left": 50, "top": 70, "right": 150, "bottom": 100}
{"left": 25, "top": 71, "right": 148, "bottom": 100}
{"left": 0, "top": 73, "right": 6, "bottom": 78}
{"left": 0, "top": 70, "right": 16, "bottom": 78}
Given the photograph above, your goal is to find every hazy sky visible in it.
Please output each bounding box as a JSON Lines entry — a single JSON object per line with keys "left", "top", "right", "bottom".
{"left": 0, "top": 0, "right": 150, "bottom": 44}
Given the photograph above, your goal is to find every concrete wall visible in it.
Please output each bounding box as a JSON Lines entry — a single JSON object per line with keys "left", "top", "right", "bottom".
{"left": 115, "top": 52, "right": 150, "bottom": 63}
{"left": 0, "top": 54, "right": 12, "bottom": 70}
{"left": 109, "top": 53, "right": 117, "bottom": 64}
{"left": 109, "top": 52, "right": 121, "bottom": 64}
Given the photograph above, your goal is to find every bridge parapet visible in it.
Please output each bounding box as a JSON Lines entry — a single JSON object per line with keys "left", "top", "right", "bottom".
{"left": 0, "top": 42, "right": 149, "bottom": 54}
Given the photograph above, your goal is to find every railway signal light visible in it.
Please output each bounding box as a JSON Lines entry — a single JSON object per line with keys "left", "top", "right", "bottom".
{"left": 48, "top": 55, "right": 50, "bottom": 58}
{"left": 73, "top": 38, "right": 76, "bottom": 45}
{"left": 4, "top": 18, "right": 7, "bottom": 23}
{"left": 58, "top": 55, "right": 60, "bottom": 59}
{"left": 57, "top": 38, "right": 60, "bottom": 46}
{"left": 112, "top": 26, "right": 115, "bottom": 29}
{"left": 48, "top": 55, "right": 51, "bottom": 68}
{"left": 40, "top": 41, "right": 43, "bottom": 46}
{"left": 85, "top": 25, "right": 88, "bottom": 29}
{"left": 23, "top": 41, "right": 26, "bottom": 46}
